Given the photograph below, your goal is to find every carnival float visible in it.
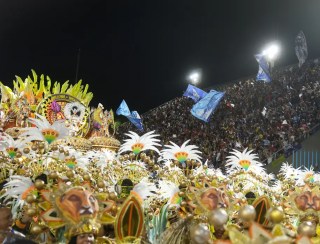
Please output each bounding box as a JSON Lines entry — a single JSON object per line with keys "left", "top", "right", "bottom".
{"left": 0, "top": 71, "right": 319, "bottom": 243}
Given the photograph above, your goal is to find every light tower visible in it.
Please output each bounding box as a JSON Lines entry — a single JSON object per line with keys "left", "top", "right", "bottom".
{"left": 187, "top": 69, "right": 202, "bottom": 85}
{"left": 262, "top": 43, "right": 280, "bottom": 75}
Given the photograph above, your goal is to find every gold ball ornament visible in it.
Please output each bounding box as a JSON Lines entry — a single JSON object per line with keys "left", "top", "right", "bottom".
{"left": 268, "top": 208, "right": 284, "bottom": 224}
{"left": 15, "top": 152, "right": 22, "bottom": 158}
{"left": 38, "top": 143, "right": 45, "bottom": 149}
{"left": 26, "top": 208, "right": 37, "bottom": 217}
{"left": 26, "top": 194, "right": 37, "bottom": 204}
{"left": 59, "top": 148, "right": 64, "bottom": 153}
{"left": 298, "top": 221, "right": 316, "bottom": 237}
{"left": 140, "top": 152, "right": 146, "bottom": 159}
{"left": 129, "top": 152, "right": 135, "bottom": 159}
{"left": 49, "top": 172, "right": 58, "bottom": 180}
{"left": 208, "top": 208, "right": 229, "bottom": 227}
{"left": 83, "top": 174, "right": 91, "bottom": 181}
{"left": 109, "top": 192, "right": 117, "bottom": 200}
{"left": 180, "top": 201, "right": 187, "bottom": 207}
{"left": 144, "top": 156, "right": 150, "bottom": 162}
{"left": 124, "top": 154, "right": 129, "bottom": 161}
{"left": 31, "top": 145, "right": 38, "bottom": 151}
{"left": 34, "top": 179, "right": 45, "bottom": 190}
{"left": 51, "top": 145, "right": 58, "bottom": 151}
{"left": 239, "top": 205, "right": 256, "bottom": 222}
{"left": 190, "top": 223, "right": 211, "bottom": 244}
{"left": 180, "top": 181, "right": 187, "bottom": 188}
{"left": 97, "top": 181, "right": 105, "bottom": 188}
{"left": 66, "top": 170, "right": 74, "bottom": 178}
{"left": 64, "top": 151, "right": 70, "bottom": 156}
{"left": 30, "top": 224, "right": 43, "bottom": 235}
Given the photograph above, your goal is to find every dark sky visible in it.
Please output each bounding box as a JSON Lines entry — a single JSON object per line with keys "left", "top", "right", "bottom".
{"left": 0, "top": 0, "right": 319, "bottom": 113}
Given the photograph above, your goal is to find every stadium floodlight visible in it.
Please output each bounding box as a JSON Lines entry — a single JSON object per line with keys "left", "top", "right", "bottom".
{"left": 262, "top": 44, "right": 280, "bottom": 60}
{"left": 187, "top": 69, "right": 202, "bottom": 85}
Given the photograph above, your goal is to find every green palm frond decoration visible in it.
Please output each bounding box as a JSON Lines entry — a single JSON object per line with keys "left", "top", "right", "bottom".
{"left": 0, "top": 70, "right": 94, "bottom": 112}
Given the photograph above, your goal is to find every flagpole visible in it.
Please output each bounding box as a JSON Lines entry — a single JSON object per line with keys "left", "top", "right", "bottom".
{"left": 75, "top": 48, "right": 81, "bottom": 83}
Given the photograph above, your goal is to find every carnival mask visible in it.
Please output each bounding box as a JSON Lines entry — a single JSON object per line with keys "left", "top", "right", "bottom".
{"left": 56, "top": 187, "right": 99, "bottom": 223}
{"left": 295, "top": 191, "right": 320, "bottom": 211}
{"left": 199, "top": 187, "right": 229, "bottom": 211}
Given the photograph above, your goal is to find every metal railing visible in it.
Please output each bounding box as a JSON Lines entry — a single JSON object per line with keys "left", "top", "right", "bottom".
{"left": 262, "top": 123, "right": 320, "bottom": 165}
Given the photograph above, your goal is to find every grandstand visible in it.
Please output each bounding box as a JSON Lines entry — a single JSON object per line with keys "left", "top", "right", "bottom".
{"left": 116, "top": 58, "right": 320, "bottom": 171}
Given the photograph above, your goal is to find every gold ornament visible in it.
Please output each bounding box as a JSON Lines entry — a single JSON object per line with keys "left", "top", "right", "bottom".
{"left": 66, "top": 170, "right": 74, "bottom": 178}
{"left": 31, "top": 145, "right": 38, "bottom": 151}
{"left": 34, "top": 179, "right": 45, "bottom": 190}
{"left": 30, "top": 224, "right": 43, "bottom": 235}
{"left": 190, "top": 223, "right": 211, "bottom": 244}
{"left": 26, "top": 194, "right": 37, "bottom": 204}
{"left": 49, "top": 172, "right": 58, "bottom": 179}
{"left": 15, "top": 152, "right": 22, "bottom": 158}
{"left": 298, "top": 221, "right": 316, "bottom": 237}
{"left": 97, "top": 181, "right": 105, "bottom": 188}
{"left": 38, "top": 143, "right": 45, "bottom": 149}
{"left": 239, "top": 205, "right": 256, "bottom": 222}
{"left": 83, "top": 174, "right": 91, "bottom": 181}
{"left": 208, "top": 208, "right": 228, "bottom": 227}
{"left": 268, "top": 208, "right": 284, "bottom": 224}
{"left": 180, "top": 201, "right": 187, "bottom": 207}
{"left": 109, "top": 192, "right": 117, "bottom": 200}
{"left": 26, "top": 208, "right": 37, "bottom": 217}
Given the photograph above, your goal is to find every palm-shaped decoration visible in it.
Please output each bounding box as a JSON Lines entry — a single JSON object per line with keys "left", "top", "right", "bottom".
{"left": 21, "top": 114, "right": 69, "bottom": 144}
{"left": 119, "top": 131, "right": 161, "bottom": 155}
{"left": 159, "top": 140, "right": 202, "bottom": 167}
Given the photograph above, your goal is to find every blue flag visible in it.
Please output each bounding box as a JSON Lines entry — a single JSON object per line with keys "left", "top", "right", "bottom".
{"left": 127, "top": 111, "right": 143, "bottom": 131}
{"left": 183, "top": 84, "right": 207, "bottom": 103}
{"left": 116, "top": 100, "right": 131, "bottom": 117}
{"left": 255, "top": 54, "right": 271, "bottom": 82}
{"left": 191, "top": 90, "right": 225, "bottom": 122}
{"left": 116, "top": 100, "right": 143, "bottom": 131}
{"left": 295, "top": 31, "right": 308, "bottom": 68}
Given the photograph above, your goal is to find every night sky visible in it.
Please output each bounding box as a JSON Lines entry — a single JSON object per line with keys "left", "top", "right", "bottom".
{"left": 0, "top": 0, "right": 319, "bottom": 113}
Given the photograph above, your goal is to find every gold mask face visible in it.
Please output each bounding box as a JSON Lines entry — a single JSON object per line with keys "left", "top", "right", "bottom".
{"left": 199, "top": 187, "right": 230, "bottom": 211}
{"left": 295, "top": 191, "right": 320, "bottom": 211}
{"left": 56, "top": 187, "right": 99, "bottom": 223}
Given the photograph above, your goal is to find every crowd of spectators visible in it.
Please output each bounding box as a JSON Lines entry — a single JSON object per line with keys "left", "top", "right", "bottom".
{"left": 116, "top": 59, "right": 320, "bottom": 168}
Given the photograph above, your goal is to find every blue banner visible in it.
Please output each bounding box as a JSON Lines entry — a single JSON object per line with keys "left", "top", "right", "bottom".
{"left": 191, "top": 90, "right": 225, "bottom": 122}
{"left": 127, "top": 111, "right": 144, "bottom": 131}
{"left": 295, "top": 31, "right": 308, "bottom": 68}
{"left": 255, "top": 54, "right": 271, "bottom": 82}
{"left": 116, "top": 100, "right": 131, "bottom": 117}
{"left": 116, "top": 100, "right": 143, "bottom": 131}
{"left": 183, "top": 84, "right": 207, "bottom": 103}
